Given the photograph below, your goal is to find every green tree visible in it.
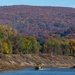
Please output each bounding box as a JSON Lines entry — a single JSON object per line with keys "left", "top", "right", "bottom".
{"left": 25, "top": 36, "right": 41, "bottom": 53}
{"left": 42, "top": 38, "right": 61, "bottom": 54}
{"left": 8, "top": 33, "right": 22, "bottom": 54}
{"left": 21, "top": 38, "right": 32, "bottom": 53}
{"left": 60, "top": 39, "right": 70, "bottom": 55}
{"left": 0, "top": 40, "right": 3, "bottom": 53}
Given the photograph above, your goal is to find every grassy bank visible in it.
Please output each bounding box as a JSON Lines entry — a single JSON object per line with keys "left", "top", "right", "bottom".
{"left": 0, "top": 54, "right": 75, "bottom": 71}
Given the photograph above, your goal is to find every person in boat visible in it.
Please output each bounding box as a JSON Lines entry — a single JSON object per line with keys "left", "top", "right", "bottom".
{"left": 34, "top": 63, "right": 42, "bottom": 70}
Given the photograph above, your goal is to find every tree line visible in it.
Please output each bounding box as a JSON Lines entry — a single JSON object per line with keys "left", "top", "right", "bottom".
{"left": 0, "top": 25, "right": 75, "bottom": 56}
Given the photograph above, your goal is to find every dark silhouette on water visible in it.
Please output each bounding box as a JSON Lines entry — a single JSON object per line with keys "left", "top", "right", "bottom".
{"left": 71, "top": 66, "right": 75, "bottom": 69}
{"left": 34, "top": 63, "right": 42, "bottom": 70}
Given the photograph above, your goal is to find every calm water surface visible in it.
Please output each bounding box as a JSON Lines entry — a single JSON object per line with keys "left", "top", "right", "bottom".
{"left": 0, "top": 68, "right": 75, "bottom": 75}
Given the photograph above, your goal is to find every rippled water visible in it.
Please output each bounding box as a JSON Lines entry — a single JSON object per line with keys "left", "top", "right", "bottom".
{"left": 0, "top": 68, "right": 75, "bottom": 75}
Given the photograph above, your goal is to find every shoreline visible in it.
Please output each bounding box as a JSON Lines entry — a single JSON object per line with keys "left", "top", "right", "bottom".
{"left": 0, "top": 65, "right": 71, "bottom": 72}
{"left": 0, "top": 65, "right": 72, "bottom": 73}
{"left": 0, "top": 54, "right": 75, "bottom": 72}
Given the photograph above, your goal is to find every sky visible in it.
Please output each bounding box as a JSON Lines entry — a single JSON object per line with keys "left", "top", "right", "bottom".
{"left": 0, "top": 0, "right": 75, "bottom": 8}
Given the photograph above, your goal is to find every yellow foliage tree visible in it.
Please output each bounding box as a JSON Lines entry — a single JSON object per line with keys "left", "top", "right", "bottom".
{"left": 3, "top": 42, "right": 10, "bottom": 54}
{"left": 69, "top": 39, "right": 75, "bottom": 56}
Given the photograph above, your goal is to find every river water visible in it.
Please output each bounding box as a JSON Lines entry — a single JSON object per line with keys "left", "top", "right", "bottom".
{"left": 0, "top": 68, "right": 75, "bottom": 75}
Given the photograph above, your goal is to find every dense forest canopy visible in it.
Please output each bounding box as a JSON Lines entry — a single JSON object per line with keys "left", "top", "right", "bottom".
{"left": 0, "top": 25, "right": 75, "bottom": 57}
{"left": 0, "top": 6, "right": 75, "bottom": 56}
{"left": 0, "top": 5, "right": 75, "bottom": 39}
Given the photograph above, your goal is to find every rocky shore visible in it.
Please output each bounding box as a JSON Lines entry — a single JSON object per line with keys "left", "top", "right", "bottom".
{"left": 0, "top": 54, "right": 75, "bottom": 71}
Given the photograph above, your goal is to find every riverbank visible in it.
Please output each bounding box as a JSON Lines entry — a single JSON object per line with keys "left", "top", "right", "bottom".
{"left": 0, "top": 54, "right": 75, "bottom": 71}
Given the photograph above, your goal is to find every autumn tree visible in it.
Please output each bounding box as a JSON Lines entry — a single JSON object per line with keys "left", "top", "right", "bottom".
{"left": 69, "top": 39, "right": 75, "bottom": 56}
{"left": 2, "top": 42, "right": 10, "bottom": 54}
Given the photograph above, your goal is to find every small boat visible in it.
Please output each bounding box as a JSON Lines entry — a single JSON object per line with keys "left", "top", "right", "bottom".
{"left": 34, "top": 63, "right": 42, "bottom": 70}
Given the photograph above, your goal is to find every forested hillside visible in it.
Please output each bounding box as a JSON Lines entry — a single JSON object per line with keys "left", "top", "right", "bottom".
{"left": 0, "top": 6, "right": 75, "bottom": 71}
{"left": 0, "top": 5, "right": 75, "bottom": 39}
{"left": 0, "top": 25, "right": 41, "bottom": 54}
{"left": 0, "top": 25, "right": 75, "bottom": 57}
